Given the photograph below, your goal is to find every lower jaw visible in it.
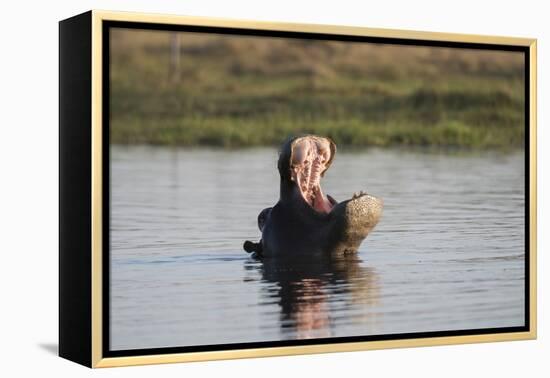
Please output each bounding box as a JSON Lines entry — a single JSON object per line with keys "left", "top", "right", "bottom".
{"left": 305, "top": 187, "right": 333, "bottom": 213}
{"left": 312, "top": 198, "right": 331, "bottom": 213}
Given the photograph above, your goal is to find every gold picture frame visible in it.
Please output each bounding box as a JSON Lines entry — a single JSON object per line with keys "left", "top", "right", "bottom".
{"left": 59, "top": 9, "right": 537, "bottom": 368}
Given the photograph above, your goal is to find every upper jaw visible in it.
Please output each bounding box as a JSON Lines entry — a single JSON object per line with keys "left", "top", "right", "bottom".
{"left": 289, "top": 135, "right": 336, "bottom": 214}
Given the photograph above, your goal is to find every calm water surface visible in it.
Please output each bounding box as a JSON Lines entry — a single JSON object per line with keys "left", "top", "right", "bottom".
{"left": 110, "top": 146, "right": 525, "bottom": 350}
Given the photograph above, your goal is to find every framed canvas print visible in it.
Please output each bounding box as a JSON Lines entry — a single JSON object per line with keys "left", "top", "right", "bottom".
{"left": 59, "top": 10, "right": 537, "bottom": 368}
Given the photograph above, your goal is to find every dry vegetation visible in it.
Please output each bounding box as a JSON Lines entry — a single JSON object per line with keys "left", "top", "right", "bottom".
{"left": 110, "top": 28, "right": 525, "bottom": 148}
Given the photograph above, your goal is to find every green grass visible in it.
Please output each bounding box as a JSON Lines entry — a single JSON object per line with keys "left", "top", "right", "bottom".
{"left": 110, "top": 29, "right": 525, "bottom": 149}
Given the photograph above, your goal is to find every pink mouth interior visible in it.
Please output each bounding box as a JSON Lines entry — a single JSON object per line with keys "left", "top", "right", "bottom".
{"left": 290, "top": 136, "right": 334, "bottom": 214}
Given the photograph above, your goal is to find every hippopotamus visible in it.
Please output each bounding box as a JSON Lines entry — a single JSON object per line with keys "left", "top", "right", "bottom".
{"left": 244, "top": 135, "right": 383, "bottom": 259}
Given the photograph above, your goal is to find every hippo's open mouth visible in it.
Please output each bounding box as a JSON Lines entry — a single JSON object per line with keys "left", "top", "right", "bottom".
{"left": 290, "top": 136, "right": 336, "bottom": 214}
{"left": 244, "top": 133, "right": 383, "bottom": 257}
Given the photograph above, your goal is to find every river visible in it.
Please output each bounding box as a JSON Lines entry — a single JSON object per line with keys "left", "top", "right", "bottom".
{"left": 109, "top": 146, "right": 525, "bottom": 350}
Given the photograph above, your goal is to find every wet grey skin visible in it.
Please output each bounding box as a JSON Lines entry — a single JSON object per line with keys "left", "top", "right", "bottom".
{"left": 244, "top": 135, "right": 383, "bottom": 259}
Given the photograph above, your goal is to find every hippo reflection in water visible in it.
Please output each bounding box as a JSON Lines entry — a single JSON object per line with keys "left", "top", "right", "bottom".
{"left": 244, "top": 255, "right": 380, "bottom": 338}
{"left": 244, "top": 135, "right": 383, "bottom": 258}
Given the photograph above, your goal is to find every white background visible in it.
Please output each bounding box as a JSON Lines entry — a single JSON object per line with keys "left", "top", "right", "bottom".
{"left": 0, "top": 0, "right": 547, "bottom": 376}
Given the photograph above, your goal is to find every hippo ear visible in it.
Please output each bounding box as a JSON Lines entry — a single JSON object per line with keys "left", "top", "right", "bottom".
{"left": 322, "top": 137, "right": 337, "bottom": 177}
{"left": 277, "top": 136, "right": 297, "bottom": 181}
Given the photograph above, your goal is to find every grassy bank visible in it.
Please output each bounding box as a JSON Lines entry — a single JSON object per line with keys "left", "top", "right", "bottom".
{"left": 110, "top": 30, "right": 525, "bottom": 148}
